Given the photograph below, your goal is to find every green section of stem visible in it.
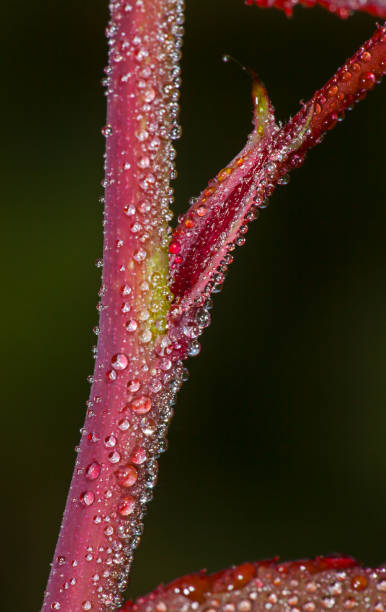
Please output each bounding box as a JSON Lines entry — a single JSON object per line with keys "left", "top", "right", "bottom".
{"left": 145, "top": 240, "right": 173, "bottom": 338}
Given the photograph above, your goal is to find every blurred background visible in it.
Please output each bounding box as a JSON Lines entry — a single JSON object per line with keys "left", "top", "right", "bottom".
{"left": 1, "top": 1, "right": 385, "bottom": 610}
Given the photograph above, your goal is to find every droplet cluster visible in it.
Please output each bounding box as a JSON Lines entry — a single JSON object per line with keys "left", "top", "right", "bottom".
{"left": 307, "top": 25, "right": 386, "bottom": 138}
{"left": 245, "top": 0, "right": 386, "bottom": 19}
{"left": 119, "top": 558, "right": 386, "bottom": 612}
{"left": 167, "top": 96, "right": 308, "bottom": 330}
{"left": 167, "top": 22, "right": 386, "bottom": 350}
{"left": 43, "top": 1, "right": 185, "bottom": 610}
{"left": 43, "top": 9, "right": 386, "bottom": 612}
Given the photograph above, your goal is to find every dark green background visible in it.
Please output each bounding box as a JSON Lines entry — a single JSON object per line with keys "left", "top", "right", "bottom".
{"left": 1, "top": 2, "right": 385, "bottom": 610}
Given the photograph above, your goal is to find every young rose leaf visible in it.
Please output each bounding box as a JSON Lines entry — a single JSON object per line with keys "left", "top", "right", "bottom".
{"left": 245, "top": 0, "right": 386, "bottom": 19}
{"left": 119, "top": 557, "right": 386, "bottom": 612}
{"left": 167, "top": 23, "right": 386, "bottom": 357}
{"left": 167, "top": 70, "right": 279, "bottom": 312}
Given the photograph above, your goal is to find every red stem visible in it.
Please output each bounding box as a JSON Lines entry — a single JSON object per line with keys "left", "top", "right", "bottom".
{"left": 167, "top": 22, "right": 386, "bottom": 331}
{"left": 42, "top": 6, "right": 385, "bottom": 610}
{"left": 292, "top": 22, "right": 386, "bottom": 142}
{"left": 42, "top": 1, "right": 184, "bottom": 610}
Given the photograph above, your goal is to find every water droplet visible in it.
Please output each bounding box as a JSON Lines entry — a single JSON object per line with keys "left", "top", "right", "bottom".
{"left": 149, "top": 378, "right": 162, "bottom": 393}
{"left": 108, "top": 450, "right": 121, "bottom": 464}
{"left": 85, "top": 462, "right": 101, "bottom": 481}
{"left": 121, "top": 284, "right": 132, "bottom": 296}
{"left": 121, "top": 302, "right": 131, "bottom": 313}
{"left": 329, "top": 581, "right": 342, "bottom": 595}
{"left": 136, "top": 129, "right": 148, "bottom": 142}
{"left": 321, "top": 596, "right": 335, "bottom": 609}
{"left": 217, "top": 167, "right": 232, "bottom": 182}
{"left": 171, "top": 125, "right": 182, "bottom": 140}
{"left": 118, "top": 418, "right": 130, "bottom": 431}
{"left": 277, "top": 173, "right": 290, "bottom": 186}
{"left": 101, "top": 125, "right": 113, "bottom": 137}
{"left": 106, "top": 369, "right": 117, "bottom": 382}
{"left": 376, "top": 579, "right": 386, "bottom": 592}
{"left": 130, "top": 447, "right": 147, "bottom": 465}
{"left": 288, "top": 595, "right": 298, "bottom": 606}
{"left": 51, "top": 603, "right": 61, "bottom": 610}
{"left": 116, "top": 465, "right": 138, "bottom": 487}
{"left": 118, "top": 495, "right": 136, "bottom": 516}
{"left": 160, "top": 358, "right": 172, "bottom": 371}
{"left": 88, "top": 432, "right": 99, "bottom": 443}
{"left": 138, "top": 309, "right": 150, "bottom": 321}
{"left": 360, "top": 51, "right": 371, "bottom": 62}
{"left": 361, "top": 71, "right": 376, "bottom": 88}
{"left": 188, "top": 340, "right": 201, "bottom": 357}
{"left": 169, "top": 241, "right": 181, "bottom": 254}
{"left": 138, "top": 156, "right": 150, "bottom": 168}
{"left": 196, "top": 308, "right": 211, "bottom": 327}
{"left": 130, "top": 221, "right": 142, "bottom": 233}
{"left": 130, "top": 396, "right": 152, "bottom": 414}
{"left": 183, "top": 323, "right": 200, "bottom": 339}
{"left": 124, "top": 204, "right": 136, "bottom": 216}
{"left": 80, "top": 491, "right": 95, "bottom": 507}
{"left": 328, "top": 85, "right": 338, "bottom": 97}
{"left": 141, "top": 417, "right": 156, "bottom": 436}
{"left": 104, "top": 525, "right": 114, "bottom": 537}
{"left": 126, "top": 319, "right": 138, "bottom": 332}
{"left": 351, "top": 575, "right": 368, "bottom": 591}
{"left": 104, "top": 434, "right": 117, "bottom": 448}
{"left": 133, "top": 248, "right": 147, "bottom": 262}
{"left": 140, "top": 329, "right": 152, "bottom": 343}
{"left": 111, "top": 353, "right": 129, "bottom": 371}
{"left": 127, "top": 379, "right": 141, "bottom": 393}
{"left": 82, "top": 601, "right": 92, "bottom": 610}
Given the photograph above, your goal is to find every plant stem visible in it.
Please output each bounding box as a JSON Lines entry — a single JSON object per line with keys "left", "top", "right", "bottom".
{"left": 42, "top": 1, "right": 184, "bottom": 610}
{"left": 168, "top": 22, "right": 386, "bottom": 325}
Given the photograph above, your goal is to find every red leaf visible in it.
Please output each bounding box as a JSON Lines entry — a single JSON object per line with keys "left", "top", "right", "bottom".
{"left": 120, "top": 557, "right": 386, "bottom": 612}
{"left": 245, "top": 0, "right": 386, "bottom": 19}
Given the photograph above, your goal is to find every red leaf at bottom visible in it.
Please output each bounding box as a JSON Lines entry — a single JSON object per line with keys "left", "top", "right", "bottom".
{"left": 120, "top": 557, "right": 386, "bottom": 612}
